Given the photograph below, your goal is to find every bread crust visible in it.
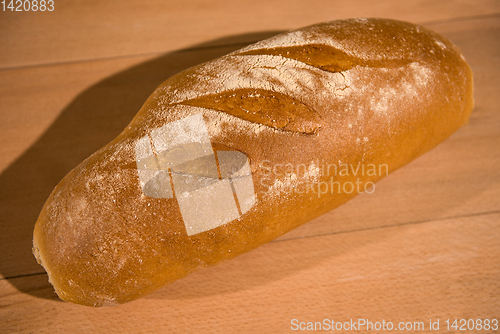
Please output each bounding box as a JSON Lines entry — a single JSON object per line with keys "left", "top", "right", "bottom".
{"left": 33, "top": 18, "right": 474, "bottom": 306}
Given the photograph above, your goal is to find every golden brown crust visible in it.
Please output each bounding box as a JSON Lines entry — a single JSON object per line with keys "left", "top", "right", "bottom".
{"left": 32, "top": 18, "right": 474, "bottom": 306}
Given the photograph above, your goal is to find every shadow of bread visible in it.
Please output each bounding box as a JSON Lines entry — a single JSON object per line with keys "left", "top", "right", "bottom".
{"left": 0, "top": 31, "right": 283, "bottom": 301}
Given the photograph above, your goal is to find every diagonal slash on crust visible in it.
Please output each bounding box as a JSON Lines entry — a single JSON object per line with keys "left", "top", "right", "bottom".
{"left": 175, "top": 88, "right": 322, "bottom": 135}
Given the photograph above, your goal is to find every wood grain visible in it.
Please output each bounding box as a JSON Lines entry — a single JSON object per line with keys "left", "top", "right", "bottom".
{"left": 1, "top": 0, "right": 500, "bottom": 69}
{"left": 1, "top": 213, "right": 498, "bottom": 333}
{"left": 0, "top": 0, "right": 499, "bottom": 333}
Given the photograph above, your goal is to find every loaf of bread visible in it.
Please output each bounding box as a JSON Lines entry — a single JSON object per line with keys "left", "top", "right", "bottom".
{"left": 32, "top": 18, "right": 474, "bottom": 306}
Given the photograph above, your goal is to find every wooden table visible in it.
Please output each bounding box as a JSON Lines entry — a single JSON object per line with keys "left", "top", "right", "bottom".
{"left": 1, "top": 1, "right": 499, "bottom": 333}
